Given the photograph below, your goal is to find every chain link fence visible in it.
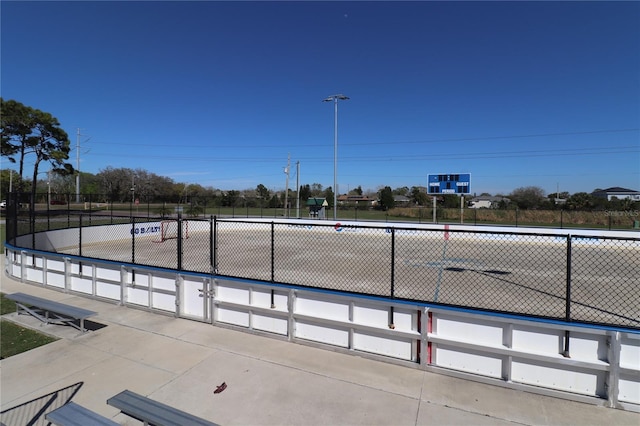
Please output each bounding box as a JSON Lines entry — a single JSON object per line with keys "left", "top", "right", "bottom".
{"left": 4, "top": 205, "right": 639, "bottom": 330}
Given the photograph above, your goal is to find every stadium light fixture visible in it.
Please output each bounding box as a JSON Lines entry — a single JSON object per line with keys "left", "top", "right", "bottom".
{"left": 322, "top": 94, "right": 349, "bottom": 220}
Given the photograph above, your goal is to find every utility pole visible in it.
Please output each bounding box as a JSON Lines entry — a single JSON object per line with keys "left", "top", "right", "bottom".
{"left": 75, "top": 128, "right": 91, "bottom": 204}
{"left": 296, "top": 160, "right": 300, "bottom": 218}
{"left": 76, "top": 128, "right": 80, "bottom": 203}
{"left": 284, "top": 154, "right": 290, "bottom": 218}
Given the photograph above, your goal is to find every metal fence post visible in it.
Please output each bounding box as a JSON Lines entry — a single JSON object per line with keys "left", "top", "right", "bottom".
{"left": 271, "top": 222, "right": 275, "bottom": 282}
{"left": 213, "top": 215, "right": 218, "bottom": 275}
{"left": 79, "top": 214, "right": 83, "bottom": 271}
{"left": 214, "top": 216, "right": 216, "bottom": 273}
{"left": 390, "top": 227, "right": 396, "bottom": 299}
{"left": 563, "top": 235, "right": 572, "bottom": 357}
{"left": 177, "top": 213, "right": 183, "bottom": 270}
{"left": 131, "top": 215, "right": 136, "bottom": 265}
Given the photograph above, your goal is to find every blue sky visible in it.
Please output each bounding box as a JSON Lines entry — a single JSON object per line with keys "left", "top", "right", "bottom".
{"left": 2, "top": 1, "right": 639, "bottom": 196}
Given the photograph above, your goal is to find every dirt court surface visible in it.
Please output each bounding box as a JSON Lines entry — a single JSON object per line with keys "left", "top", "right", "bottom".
{"left": 60, "top": 223, "right": 640, "bottom": 329}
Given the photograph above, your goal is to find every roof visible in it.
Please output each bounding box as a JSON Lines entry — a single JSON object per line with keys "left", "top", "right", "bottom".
{"left": 337, "top": 195, "right": 374, "bottom": 202}
{"left": 393, "top": 195, "right": 411, "bottom": 202}
{"left": 306, "top": 197, "right": 328, "bottom": 207}
{"left": 592, "top": 187, "right": 639, "bottom": 194}
{"left": 593, "top": 186, "right": 638, "bottom": 194}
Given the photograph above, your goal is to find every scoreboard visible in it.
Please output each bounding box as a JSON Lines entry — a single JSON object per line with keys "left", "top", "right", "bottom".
{"left": 428, "top": 173, "right": 471, "bottom": 194}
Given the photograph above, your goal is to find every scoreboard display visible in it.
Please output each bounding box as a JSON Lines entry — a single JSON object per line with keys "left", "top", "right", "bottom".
{"left": 428, "top": 173, "right": 471, "bottom": 194}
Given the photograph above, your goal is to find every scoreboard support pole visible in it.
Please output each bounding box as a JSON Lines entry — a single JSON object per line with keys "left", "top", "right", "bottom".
{"left": 461, "top": 195, "right": 464, "bottom": 224}
{"left": 432, "top": 196, "right": 437, "bottom": 223}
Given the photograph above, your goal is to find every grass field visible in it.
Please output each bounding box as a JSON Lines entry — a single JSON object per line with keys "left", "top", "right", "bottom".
{"left": 0, "top": 293, "right": 58, "bottom": 359}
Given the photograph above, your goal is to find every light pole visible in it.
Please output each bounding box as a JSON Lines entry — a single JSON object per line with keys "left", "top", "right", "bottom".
{"left": 323, "top": 94, "right": 349, "bottom": 220}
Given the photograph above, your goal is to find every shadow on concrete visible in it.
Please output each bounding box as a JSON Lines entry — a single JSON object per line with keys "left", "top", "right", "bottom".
{"left": 0, "top": 381, "right": 83, "bottom": 426}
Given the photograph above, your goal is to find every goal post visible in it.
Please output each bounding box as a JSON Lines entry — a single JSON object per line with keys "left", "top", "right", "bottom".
{"left": 156, "top": 220, "right": 189, "bottom": 242}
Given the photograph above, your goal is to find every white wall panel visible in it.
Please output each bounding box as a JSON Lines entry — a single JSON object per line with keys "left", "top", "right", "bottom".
{"left": 354, "top": 331, "right": 413, "bottom": 360}
{"left": 217, "top": 307, "right": 250, "bottom": 327}
{"left": 46, "top": 271, "right": 65, "bottom": 288}
{"left": 436, "top": 315, "right": 504, "bottom": 347}
{"left": 618, "top": 374, "right": 640, "bottom": 404}
{"left": 47, "top": 259, "right": 65, "bottom": 272}
{"left": 620, "top": 335, "right": 640, "bottom": 370}
{"left": 217, "top": 283, "right": 250, "bottom": 304}
{"left": 151, "top": 292, "right": 175, "bottom": 312}
{"left": 570, "top": 332, "right": 608, "bottom": 362}
{"left": 126, "top": 287, "right": 149, "bottom": 307}
{"left": 353, "top": 304, "right": 387, "bottom": 327}
{"left": 70, "top": 277, "right": 92, "bottom": 294}
{"left": 252, "top": 314, "right": 288, "bottom": 335}
{"left": 150, "top": 275, "right": 174, "bottom": 292}
{"left": 96, "top": 266, "right": 120, "bottom": 282}
{"left": 511, "top": 360, "right": 603, "bottom": 396}
{"left": 96, "top": 281, "right": 120, "bottom": 300}
{"left": 295, "top": 296, "right": 349, "bottom": 322}
{"left": 435, "top": 346, "right": 503, "bottom": 378}
{"left": 295, "top": 321, "right": 349, "bottom": 347}
{"left": 512, "top": 326, "right": 562, "bottom": 355}
{"left": 25, "top": 268, "right": 43, "bottom": 283}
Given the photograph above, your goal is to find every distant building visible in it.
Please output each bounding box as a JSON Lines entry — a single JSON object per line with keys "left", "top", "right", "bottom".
{"left": 306, "top": 197, "right": 328, "bottom": 219}
{"left": 393, "top": 195, "right": 411, "bottom": 206}
{"left": 468, "top": 196, "right": 510, "bottom": 209}
{"left": 337, "top": 194, "right": 376, "bottom": 208}
{"left": 591, "top": 187, "right": 640, "bottom": 201}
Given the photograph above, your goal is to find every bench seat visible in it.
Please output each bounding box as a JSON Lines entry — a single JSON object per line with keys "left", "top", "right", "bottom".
{"left": 107, "top": 389, "right": 218, "bottom": 426}
{"left": 5, "top": 292, "right": 97, "bottom": 332}
{"left": 45, "top": 402, "right": 118, "bottom": 426}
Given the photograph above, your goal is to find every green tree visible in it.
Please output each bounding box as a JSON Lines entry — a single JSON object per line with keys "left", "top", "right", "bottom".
{"left": 323, "top": 187, "right": 334, "bottom": 208}
{"left": 222, "top": 190, "right": 239, "bottom": 207}
{"left": 311, "top": 183, "right": 323, "bottom": 196}
{"left": 410, "top": 186, "right": 428, "bottom": 206}
{"left": 97, "top": 167, "right": 134, "bottom": 203}
{"left": 256, "top": 184, "right": 270, "bottom": 203}
{"left": 566, "top": 192, "right": 594, "bottom": 210}
{"left": 393, "top": 186, "right": 409, "bottom": 196}
{"left": 299, "top": 184, "right": 311, "bottom": 202}
{"left": 268, "top": 193, "right": 280, "bottom": 208}
{"left": 350, "top": 185, "right": 363, "bottom": 196}
{"left": 1, "top": 99, "right": 32, "bottom": 180}
{"left": 441, "top": 194, "right": 459, "bottom": 208}
{"left": 0, "top": 169, "right": 24, "bottom": 198}
{"left": 509, "top": 186, "right": 546, "bottom": 210}
{"left": 1, "top": 100, "right": 75, "bottom": 213}
{"left": 378, "top": 186, "right": 395, "bottom": 211}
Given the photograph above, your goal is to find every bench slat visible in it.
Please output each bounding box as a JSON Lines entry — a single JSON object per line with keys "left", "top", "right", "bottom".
{"left": 5, "top": 293, "right": 96, "bottom": 319}
{"left": 45, "top": 402, "right": 118, "bottom": 426}
{"left": 107, "top": 390, "right": 218, "bottom": 426}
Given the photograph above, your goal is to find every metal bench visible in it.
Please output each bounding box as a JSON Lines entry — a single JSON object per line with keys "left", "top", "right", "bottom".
{"left": 107, "top": 390, "right": 218, "bottom": 426}
{"left": 5, "top": 292, "right": 97, "bottom": 332}
{"left": 45, "top": 402, "right": 118, "bottom": 426}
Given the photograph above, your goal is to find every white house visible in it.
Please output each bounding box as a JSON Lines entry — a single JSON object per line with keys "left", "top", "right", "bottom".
{"left": 468, "top": 196, "right": 510, "bottom": 209}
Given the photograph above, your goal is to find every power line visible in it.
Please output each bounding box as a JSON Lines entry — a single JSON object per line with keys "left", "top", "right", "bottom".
{"left": 84, "top": 145, "right": 639, "bottom": 163}
{"left": 81, "top": 128, "right": 639, "bottom": 149}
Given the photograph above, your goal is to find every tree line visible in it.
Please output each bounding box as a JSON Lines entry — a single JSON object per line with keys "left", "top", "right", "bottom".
{"left": 2, "top": 99, "right": 637, "bottom": 212}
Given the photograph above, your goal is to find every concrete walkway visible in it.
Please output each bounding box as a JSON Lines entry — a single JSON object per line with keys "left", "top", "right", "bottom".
{"left": 1, "top": 273, "right": 638, "bottom": 426}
